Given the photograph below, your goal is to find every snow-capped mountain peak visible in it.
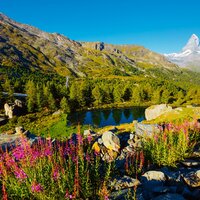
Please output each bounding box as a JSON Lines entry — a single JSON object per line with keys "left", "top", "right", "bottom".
{"left": 164, "top": 34, "right": 200, "bottom": 71}
{"left": 182, "top": 34, "right": 200, "bottom": 52}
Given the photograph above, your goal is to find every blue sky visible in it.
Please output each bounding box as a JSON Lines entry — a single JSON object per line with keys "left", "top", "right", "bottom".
{"left": 1, "top": 0, "right": 200, "bottom": 53}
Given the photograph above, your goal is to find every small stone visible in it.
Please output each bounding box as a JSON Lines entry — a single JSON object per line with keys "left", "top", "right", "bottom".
{"left": 183, "top": 170, "right": 200, "bottom": 187}
{"left": 83, "top": 129, "right": 95, "bottom": 136}
{"left": 110, "top": 176, "right": 140, "bottom": 190}
{"left": 181, "top": 159, "right": 200, "bottom": 167}
{"left": 129, "top": 133, "right": 134, "bottom": 140}
{"left": 15, "top": 126, "right": 24, "bottom": 135}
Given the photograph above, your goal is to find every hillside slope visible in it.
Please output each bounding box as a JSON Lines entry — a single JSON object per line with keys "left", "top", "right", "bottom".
{"left": 0, "top": 13, "right": 179, "bottom": 78}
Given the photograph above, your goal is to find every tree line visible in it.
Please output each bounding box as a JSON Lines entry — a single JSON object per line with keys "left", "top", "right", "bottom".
{"left": 1, "top": 76, "right": 199, "bottom": 114}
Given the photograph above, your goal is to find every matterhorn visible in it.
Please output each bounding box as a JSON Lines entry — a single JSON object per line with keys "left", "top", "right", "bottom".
{"left": 164, "top": 34, "right": 200, "bottom": 71}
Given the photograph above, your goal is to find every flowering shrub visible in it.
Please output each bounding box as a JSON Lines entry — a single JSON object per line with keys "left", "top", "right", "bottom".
{"left": 142, "top": 120, "right": 200, "bottom": 167}
{"left": 0, "top": 133, "right": 112, "bottom": 199}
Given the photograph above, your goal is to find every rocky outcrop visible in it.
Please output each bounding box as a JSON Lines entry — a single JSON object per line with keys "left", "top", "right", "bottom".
{"left": 101, "top": 131, "right": 120, "bottom": 152}
{"left": 4, "top": 99, "right": 24, "bottom": 119}
{"left": 0, "top": 127, "right": 39, "bottom": 151}
{"left": 145, "top": 104, "right": 173, "bottom": 121}
{"left": 135, "top": 122, "right": 162, "bottom": 137}
{"left": 92, "top": 131, "right": 120, "bottom": 162}
{"left": 183, "top": 170, "right": 200, "bottom": 188}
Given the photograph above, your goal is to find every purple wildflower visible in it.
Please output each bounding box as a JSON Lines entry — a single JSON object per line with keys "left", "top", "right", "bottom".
{"left": 12, "top": 146, "right": 25, "bottom": 160}
{"left": 31, "top": 182, "right": 43, "bottom": 193}
{"left": 65, "top": 190, "right": 75, "bottom": 199}
{"left": 85, "top": 153, "right": 90, "bottom": 163}
{"left": 87, "top": 135, "right": 93, "bottom": 144}
{"left": 43, "top": 146, "right": 52, "bottom": 157}
{"left": 14, "top": 168, "right": 27, "bottom": 179}
{"left": 52, "top": 167, "right": 60, "bottom": 181}
{"left": 77, "top": 134, "right": 83, "bottom": 145}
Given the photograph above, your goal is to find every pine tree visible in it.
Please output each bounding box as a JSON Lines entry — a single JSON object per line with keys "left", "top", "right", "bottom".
{"left": 36, "top": 85, "right": 43, "bottom": 112}
{"left": 92, "top": 86, "right": 103, "bottom": 106}
{"left": 25, "top": 80, "right": 36, "bottom": 112}
{"left": 4, "top": 78, "right": 14, "bottom": 102}
{"left": 60, "top": 97, "right": 70, "bottom": 113}
{"left": 48, "top": 92, "right": 56, "bottom": 111}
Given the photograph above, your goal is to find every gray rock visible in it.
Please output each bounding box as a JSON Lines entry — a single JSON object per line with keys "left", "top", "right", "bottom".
{"left": 52, "top": 110, "right": 62, "bottom": 116}
{"left": 14, "top": 99, "right": 23, "bottom": 108}
{"left": 15, "top": 126, "right": 24, "bottom": 135}
{"left": 4, "top": 103, "right": 13, "bottom": 119}
{"left": 109, "top": 188, "right": 129, "bottom": 200}
{"left": 0, "top": 128, "right": 39, "bottom": 151}
{"left": 110, "top": 176, "right": 140, "bottom": 190}
{"left": 129, "top": 133, "right": 134, "bottom": 140}
{"left": 4, "top": 100, "right": 24, "bottom": 119}
{"left": 83, "top": 129, "right": 96, "bottom": 136}
{"left": 183, "top": 170, "right": 200, "bottom": 187}
{"left": 102, "top": 131, "right": 120, "bottom": 152}
{"left": 145, "top": 104, "right": 172, "bottom": 121}
{"left": 110, "top": 188, "right": 144, "bottom": 200}
{"left": 135, "top": 123, "right": 162, "bottom": 137}
{"left": 181, "top": 159, "right": 200, "bottom": 167}
{"left": 152, "top": 193, "right": 185, "bottom": 200}
{"left": 142, "top": 171, "right": 166, "bottom": 182}
{"left": 161, "top": 167, "right": 182, "bottom": 184}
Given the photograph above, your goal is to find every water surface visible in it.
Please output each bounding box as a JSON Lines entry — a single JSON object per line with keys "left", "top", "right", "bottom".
{"left": 68, "top": 107, "right": 145, "bottom": 128}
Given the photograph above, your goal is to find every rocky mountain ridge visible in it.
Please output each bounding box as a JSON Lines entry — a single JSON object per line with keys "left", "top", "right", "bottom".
{"left": 0, "top": 13, "right": 178, "bottom": 78}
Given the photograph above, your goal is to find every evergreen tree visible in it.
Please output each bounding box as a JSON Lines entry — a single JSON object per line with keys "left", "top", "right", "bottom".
{"left": 161, "top": 89, "right": 170, "bottom": 104}
{"left": 151, "top": 90, "right": 161, "bottom": 104}
{"left": 36, "top": 85, "right": 43, "bottom": 112}
{"left": 113, "top": 85, "right": 123, "bottom": 102}
{"left": 92, "top": 86, "right": 103, "bottom": 106}
{"left": 48, "top": 92, "right": 56, "bottom": 111}
{"left": 26, "top": 80, "right": 36, "bottom": 112}
{"left": 131, "top": 87, "right": 142, "bottom": 104}
{"left": 60, "top": 97, "right": 70, "bottom": 113}
{"left": 4, "top": 78, "right": 14, "bottom": 102}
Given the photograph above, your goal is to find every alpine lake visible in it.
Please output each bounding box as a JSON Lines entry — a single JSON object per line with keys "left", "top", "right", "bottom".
{"left": 68, "top": 107, "right": 146, "bottom": 128}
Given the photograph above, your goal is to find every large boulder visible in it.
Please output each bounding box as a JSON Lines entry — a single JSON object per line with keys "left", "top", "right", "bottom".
{"left": 4, "top": 100, "right": 24, "bottom": 119}
{"left": 135, "top": 123, "right": 162, "bottom": 137}
{"left": 142, "top": 171, "right": 166, "bottom": 182}
{"left": 0, "top": 127, "right": 39, "bottom": 151}
{"left": 102, "top": 131, "right": 120, "bottom": 152}
{"left": 4, "top": 103, "right": 13, "bottom": 119}
{"left": 92, "top": 131, "right": 120, "bottom": 162}
{"left": 145, "top": 104, "right": 173, "bottom": 121}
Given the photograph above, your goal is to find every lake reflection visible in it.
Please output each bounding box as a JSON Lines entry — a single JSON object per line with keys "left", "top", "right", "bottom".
{"left": 68, "top": 107, "right": 145, "bottom": 127}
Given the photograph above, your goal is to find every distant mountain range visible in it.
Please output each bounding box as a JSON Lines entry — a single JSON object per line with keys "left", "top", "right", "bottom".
{"left": 164, "top": 34, "right": 200, "bottom": 72}
{"left": 0, "top": 13, "right": 179, "bottom": 78}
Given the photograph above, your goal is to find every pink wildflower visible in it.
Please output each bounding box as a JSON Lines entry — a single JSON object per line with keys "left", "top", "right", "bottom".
{"left": 87, "top": 134, "right": 93, "bottom": 144}
{"left": 65, "top": 189, "right": 75, "bottom": 199}
{"left": 31, "top": 182, "right": 43, "bottom": 193}
{"left": 52, "top": 167, "right": 60, "bottom": 181}
{"left": 14, "top": 168, "right": 27, "bottom": 179}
